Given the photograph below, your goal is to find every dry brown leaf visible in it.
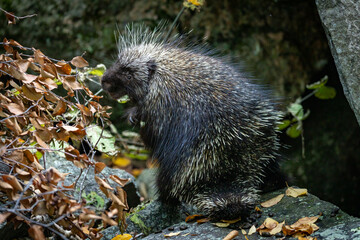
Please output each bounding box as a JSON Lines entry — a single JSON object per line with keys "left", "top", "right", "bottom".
{"left": 185, "top": 214, "right": 204, "bottom": 223}
{"left": 261, "top": 194, "right": 284, "bottom": 208}
{"left": 76, "top": 103, "right": 92, "bottom": 116}
{"left": 164, "top": 231, "right": 181, "bottom": 238}
{"left": 221, "top": 217, "right": 241, "bottom": 224}
{"left": 109, "top": 175, "right": 130, "bottom": 187}
{"left": 56, "top": 62, "right": 72, "bottom": 75}
{"left": 4, "top": 118, "right": 22, "bottom": 135}
{"left": 6, "top": 103, "right": 25, "bottom": 115}
{"left": 64, "top": 76, "right": 82, "bottom": 90}
{"left": 2, "top": 175, "right": 23, "bottom": 191}
{"left": 282, "top": 215, "right": 320, "bottom": 236}
{"left": 0, "top": 212, "right": 12, "bottom": 224}
{"left": 71, "top": 56, "right": 89, "bottom": 68}
{"left": 223, "top": 230, "right": 239, "bottom": 240}
{"left": 95, "top": 176, "right": 114, "bottom": 190}
{"left": 28, "top": 225, "right": 46, "bottom": 240}
{"left": 38, "top": 77, "right": 58, "bottom": 90}
{"left": 196, "top": 218, "right": 210, "bottom": 224}
{"left": 22, "top": 85, "right": 42, "bottom": 100}
{"left": 53, "top": 100, "right": 67, "bottom": 116}
{"left": 34, "top": 132, "right": 49, "bottom": 148}
{"left": 257, "top": 217, "right": 284, "bottom": 236}
{"left": 286, "top": 187, "right": 308, "bottom": 198}
{"left": 95, "top": 162, "right": 106, "bottom": 174}
{"left": 0, "top": 181, "right": 13, "bottom": 190}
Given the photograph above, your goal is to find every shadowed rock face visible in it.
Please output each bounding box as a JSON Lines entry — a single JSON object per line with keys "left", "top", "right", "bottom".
{"left": 315, "top": 0, "right": 360, "bottom": 126}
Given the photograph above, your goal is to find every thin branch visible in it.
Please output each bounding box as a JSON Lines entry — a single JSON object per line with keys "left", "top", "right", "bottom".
{"left": 5, "top": 147, "right": 77, "bottom": 158}
{"left": 0, "top": 7, "right": 37, "bottom": 20}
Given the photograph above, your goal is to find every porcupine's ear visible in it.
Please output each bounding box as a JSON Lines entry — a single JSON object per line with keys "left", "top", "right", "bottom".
{"left": 147, "top": 60, "right": 157, "bottom": 81}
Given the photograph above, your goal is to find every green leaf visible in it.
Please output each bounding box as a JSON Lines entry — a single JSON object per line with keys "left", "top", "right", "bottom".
{"left": 82, "top": 191, "right": 105, "bottom": 209}
{"left": 288, "top": 103, "right": 304, "bottom": 120}
{"left": 306, "top": 75, "right": 328, "bottom": 89}
{"left": 86, "top": 125, "right": 118, "bottom": 155}
{"left": 35, "top": 151, "right": 43, "bottom": 160}
{"left": 117, "top": 95, "right": 130, "bottom": 104}
{"left": 277, "top": 120, "right": 291, "bottom": 130}
{"left": 314, "top": 86, "right": 336, "bottom": 99}
{"left": 87, "top": 64, "right": 106, "bottom": 76}
{"left": 54, "top": 78, "right": 62, "bottom": 86}
{"left": 286, "top": 123, "right": 302, "bottom": 138}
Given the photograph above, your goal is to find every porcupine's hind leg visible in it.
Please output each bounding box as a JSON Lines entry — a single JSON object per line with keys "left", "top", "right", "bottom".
{"left": 190, "top": 181, "right": 260, "bottom": 220}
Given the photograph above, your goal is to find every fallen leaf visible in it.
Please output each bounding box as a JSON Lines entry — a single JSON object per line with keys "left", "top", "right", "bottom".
{"left": 112, "top": 157, "right": 131, "bottom": 168}
{"left": 257, "top": 218, "right": 284, "bottom": 236}
{"left": 164, "top": 231, "right": 181, "bottom": 237}
{"left": 248, "top": 225, "right": 256, "bottom": 235}
{"left": 223, "top": 230, "right": 239, "bottom": 240}
{"left": 111, "top": 233, "right": 132, "bottom": 240}
{"left": 185, "top": 214, "right": 204, "bottom": 223}
{"left": 282, "top": 215, "right": 320, "bottom": 236}
{"left": 261, "top": 194, "right": 284, "bottom": 208}
{"left": 221, "top": 217, "right": 241, "bottom": 224}
{"left": 196, "top": 218, "right": 210, "bottom": 224}
{"left": 214, "top": 222, "right": 230, "bottom": 228}
{"left": 286, "top": 187, "right": 308, "bottom": 198}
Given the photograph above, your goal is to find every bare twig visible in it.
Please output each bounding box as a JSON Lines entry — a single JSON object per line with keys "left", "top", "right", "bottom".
{"left": 0, "top": 7, "right": 37, "bottom": 20}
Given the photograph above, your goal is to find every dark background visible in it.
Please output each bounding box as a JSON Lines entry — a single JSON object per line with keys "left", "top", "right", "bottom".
{"left": 2, "top": 0, "right": 359, "bottom": 216}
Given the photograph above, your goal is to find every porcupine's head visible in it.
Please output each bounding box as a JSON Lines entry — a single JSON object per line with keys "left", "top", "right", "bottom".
{"left": 101, "top": 24, "right": 165, "bottom": 103}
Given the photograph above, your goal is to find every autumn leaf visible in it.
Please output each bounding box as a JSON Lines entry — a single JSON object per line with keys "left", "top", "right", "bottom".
{"left": 214, "top": 222, "right": 230, "bottom": 228}
{"left": 164, "top": 231, "right": 181, "bottom": 238}
{"left": 257, "top": 218, "right": 284, "bottom": 236}
{"left": 223, "top": 230, "right": 239, "bottom": 240}
{"left": 71, "top": 56, "right": 89, "bottom": 68}
{"left": 95, "top": 162, "right": 106, "bottom": 174}
{"left": 5, "top": 103, "right": 24, "bottom": 115}
{"left": 286, "top": 187, "right": 308, "bottom": 198}
{"left": 185, "top": 214, "right": 204, "bottom": 223}
{"left": 112, "top": 157, "right": 131, "bottom": 168}
{"left": 109, "top": 175, "right": 130, "bottom": 187}
{"left": 248, "top": 225, "right": 256, "bottom": 235}
{"left": 22, "top": 85, "right": 42, "bottom": 100}
{"left": 111, "top": 234, "right": 132, "bottom": 240}
{"left": 28, "top": 225, "right": 46, "bottom": 240}
{"left": 282, "top": 215, "right": 320, "bottom": 236}
{"left": 261, "top": 194, "right": 284, "bottom": 208}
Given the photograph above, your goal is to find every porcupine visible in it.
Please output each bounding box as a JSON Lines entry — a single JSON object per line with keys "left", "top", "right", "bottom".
{"left": 101, "top": 24, "right": 283, "bottom": 220}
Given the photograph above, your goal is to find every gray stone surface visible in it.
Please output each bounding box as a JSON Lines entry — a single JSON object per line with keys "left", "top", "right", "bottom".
{"left": 316, "top": 0, "right": 360, "bottom": 126}
{"left": 108, "top": 188, "right": 360, "bottom": 239}
{"left": 43, "top": 153, "right": 140, "bottom": 210}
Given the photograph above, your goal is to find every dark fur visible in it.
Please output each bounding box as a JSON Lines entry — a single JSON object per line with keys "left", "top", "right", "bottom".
{"left": 101, "top": 25, "right": 283, "bottom": 220}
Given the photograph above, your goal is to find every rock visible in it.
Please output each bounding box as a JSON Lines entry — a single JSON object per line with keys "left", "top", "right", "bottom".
{"left": 136, "top": 168, "right": 158, "bottom": 201}
{"left": 315, "top": 0, "right": 360, "bottom": 126}
{"left": 43, "top": 153, "right": 140, "bottom": 210}
{"left": 108, "top": 188, "right": 360, "bottom": 239}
